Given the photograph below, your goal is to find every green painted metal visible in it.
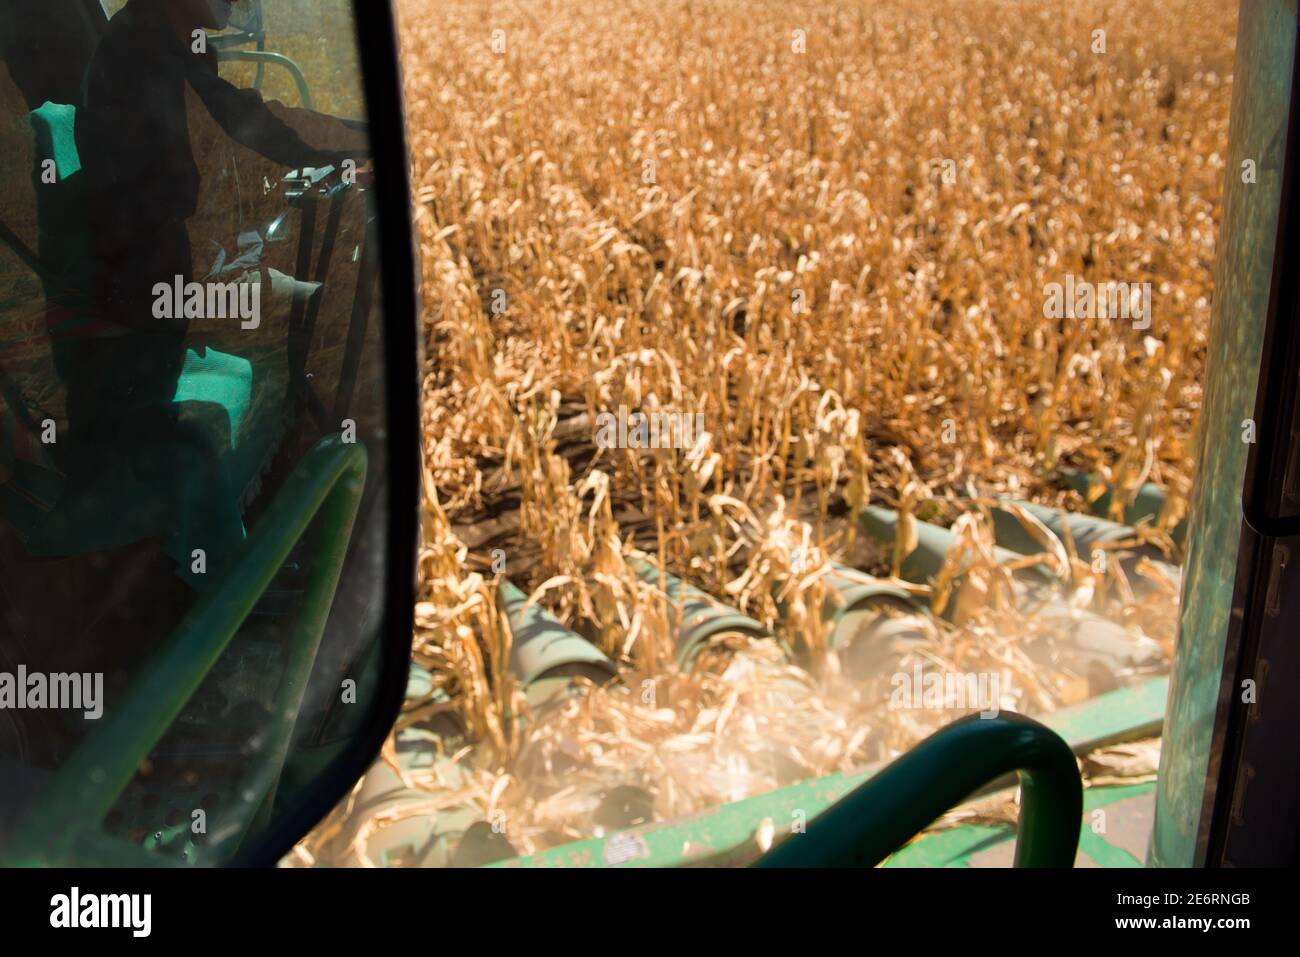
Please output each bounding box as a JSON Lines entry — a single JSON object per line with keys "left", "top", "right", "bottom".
{"left": 497, "top": 579, "right": 617, "bottom": 697}
{"left": 328, "top": 671, "right": 487, "bottom": 869}
{"left": 490, "top": 675, "right": 1165, "bottom": 868}
{"left": 341, "top": 753, "right": 490, "bottom": 868}
{"left": 215, "top": 50, "right": 315, "bottom": 109}
{"left": 270, "top": 637, "right": 388, "bottom": 823}
{"left": 495, "top": 765, "right": 874, "bottom": 869}
{"left": 353, "top": 587, "right": 620, "bottom": 867}
{"left": 1040, "top": 676, "right": 1168, "bottom": 753}
{"left": 70, "top": 830, "right": 179, "bottom": 868}
{"left": 1061, "top": 472, "right": 1188, "bottom": 552}
{"left": 1152, "top": 0, "right": 1297, "bottom": 868}
{"left": 1078, "top": 825, "right": 1144, "bottom": 868}
{"left": 821, "top": 563, "right": 919, "bottom": 624}
{"left": 628, "top": 556, "right": 929, "bottom": 678}
{"left": 885, "top": 782, "right": 1153, "bottom": 868}
{"left": 819, "top": 563, "right": 930, "bottom": 678}
{"left": 2, "top": 436, "right": 368, "bottom": 867}
{"left": 884, "top": 822, "right": 1007, "bottom": 868}
{"left": 989, "top": 499, "right": 1177, "bottom": 576}
{"left": 858, "top": 505, "right": 1044, "bottom": 583}
{"left": 857, "top": 506, "right": 1165, "bottom": 690}
{"left": 752, "top": 713, "right": 1082, "bottom": 867}
{"left": 229, "top": 443, "right": 369, "bottom": 856}
{"left": 630, "top": 558, "right": 771, "bottom": 666}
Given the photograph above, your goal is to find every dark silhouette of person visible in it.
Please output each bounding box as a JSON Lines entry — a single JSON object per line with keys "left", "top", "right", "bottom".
{"left": 78, "top": 0, "right": 346, "bottom": 396}
{"left": 60, "top": 0, "right": 359, "bottom": 583}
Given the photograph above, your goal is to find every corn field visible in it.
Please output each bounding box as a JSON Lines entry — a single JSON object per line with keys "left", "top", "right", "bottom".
{"left": 296, "top": 0, "right": 1238, "bottom": 865}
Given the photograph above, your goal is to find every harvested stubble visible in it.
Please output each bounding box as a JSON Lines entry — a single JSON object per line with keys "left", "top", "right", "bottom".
{"left": 296, "top": 0, "right": 1236, "bottom": 864}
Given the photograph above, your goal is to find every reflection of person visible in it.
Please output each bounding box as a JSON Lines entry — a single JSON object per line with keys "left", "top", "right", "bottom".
{"left": 64, "top": 0, "right": 360, "bottom": 583}
{"left": 78, "top": 0, "right": 348, "bottom": 377}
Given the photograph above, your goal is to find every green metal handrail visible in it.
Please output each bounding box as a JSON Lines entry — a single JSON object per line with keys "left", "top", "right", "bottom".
{"left": 752, "top": 712, "right": 1083, "bottom": 868}
{"left": 216, "top": 50, "right": 315, "bottom": 109}
{"left": 3, "top": 436, "right": 367, "bottom": 866}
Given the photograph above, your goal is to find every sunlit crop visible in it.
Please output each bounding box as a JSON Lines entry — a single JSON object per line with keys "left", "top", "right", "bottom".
{"left": 295, "top": 0, "right": 1237, "bottom": 865}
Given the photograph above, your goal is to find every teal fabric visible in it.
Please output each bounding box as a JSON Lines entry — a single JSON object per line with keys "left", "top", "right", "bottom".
{"left": 30, "top": 102, "right": 80, "bottom": 179}
{"left": 30, "top": 102, "right": 92, "bottom": 308}
{"left": 174, "top": 347, "right": 253, "bottom": 447}
{"left": 174, "top": 344, "right": 290, "bottom": 510}
{"left": 11, "top": 347, "right": 289, "bottom": 570}
{"left": 9, "top": 350, "right": 288, "bottom": 584}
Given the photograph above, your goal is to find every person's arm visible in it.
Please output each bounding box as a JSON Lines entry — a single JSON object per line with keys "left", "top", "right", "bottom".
{"left": 185, "top": 50, "right": 354, "bottom": 169}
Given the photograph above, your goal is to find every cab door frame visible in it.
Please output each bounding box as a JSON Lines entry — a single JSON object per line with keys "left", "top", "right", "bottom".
{"left": 1154, "top": 0, "right": 1300, "bottom": 868}
{"left": 1205, "top": 1, "right": 1300, "bottom": 867}
{"left": 227, "top": 0, "right": 420, "bottom": 865}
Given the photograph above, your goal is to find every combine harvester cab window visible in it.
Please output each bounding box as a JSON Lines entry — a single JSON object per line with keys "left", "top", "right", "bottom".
{"left": 298, "top": 0, "right": 1275, "bottom": 872}
{"left": 202, "top": 0, "right": 1295, "bottom": 874}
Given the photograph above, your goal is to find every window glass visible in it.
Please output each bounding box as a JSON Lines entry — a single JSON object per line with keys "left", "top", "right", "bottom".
{"left": 296, "top": 0, "right": 1242, "bottom": 869}
{"left": 0, "top": 0, "right": 390, "bottom": 865}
